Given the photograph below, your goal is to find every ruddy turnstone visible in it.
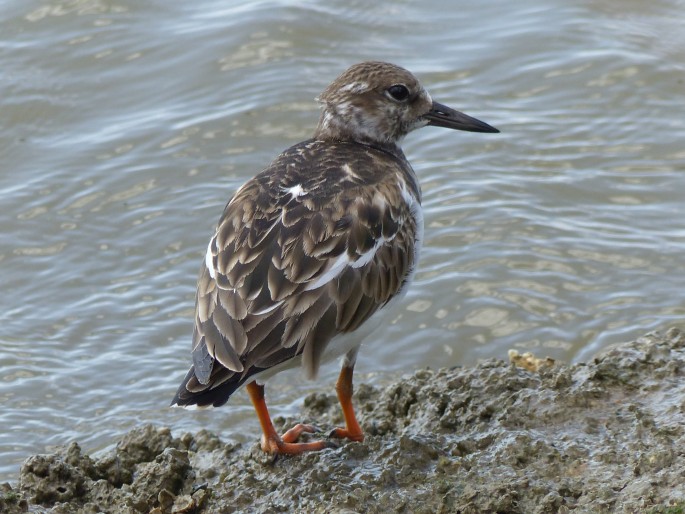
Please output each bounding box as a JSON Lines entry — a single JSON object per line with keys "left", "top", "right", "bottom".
{"left": 171, "top": 61, "right": 498, "bottom": 454}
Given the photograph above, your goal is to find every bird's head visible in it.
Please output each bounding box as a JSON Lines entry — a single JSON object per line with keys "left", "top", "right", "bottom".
{"left": 315, "top": 61, "right": 498, "bottom": 147}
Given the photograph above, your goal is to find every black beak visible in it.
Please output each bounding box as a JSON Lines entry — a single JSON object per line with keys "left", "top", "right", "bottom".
{"left": 424, "top": 102, "right": 499, "bottom": 133}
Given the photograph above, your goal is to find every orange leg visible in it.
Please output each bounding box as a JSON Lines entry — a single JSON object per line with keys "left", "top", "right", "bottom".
{"left": 246, "top": 381, "right": 329, "bottom": 455}
{"left": 330, "top": 363, "right": 364, "bottom": 442}
{"left": 245, "top": 357, "right": 364, "bottom": 455}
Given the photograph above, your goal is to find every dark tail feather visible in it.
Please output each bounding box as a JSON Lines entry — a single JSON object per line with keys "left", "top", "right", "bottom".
{"left": 170, "top": 365, "right": 263, "bottom": 409}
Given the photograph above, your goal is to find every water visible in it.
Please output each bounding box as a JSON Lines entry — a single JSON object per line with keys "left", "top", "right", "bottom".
{"left": 1, "top": 0, "right": 684, "bottom": 482}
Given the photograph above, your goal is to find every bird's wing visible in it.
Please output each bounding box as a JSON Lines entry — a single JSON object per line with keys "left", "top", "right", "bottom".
{"left": 189, "top": 159, "right": 420, "bottom": 389}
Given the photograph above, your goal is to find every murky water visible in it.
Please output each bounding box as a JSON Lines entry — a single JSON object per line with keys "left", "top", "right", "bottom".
{"left": 1, "top": 0, "right": 684, "bottom": 481}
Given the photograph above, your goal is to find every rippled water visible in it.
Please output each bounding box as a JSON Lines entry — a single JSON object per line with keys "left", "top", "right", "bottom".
{"left": 2, "top": 0, "right": 684, "bottom": 481}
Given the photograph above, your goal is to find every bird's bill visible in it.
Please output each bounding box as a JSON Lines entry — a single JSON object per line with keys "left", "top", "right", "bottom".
{"left": 424, "top": 102, "right": 499, "bottom": 133}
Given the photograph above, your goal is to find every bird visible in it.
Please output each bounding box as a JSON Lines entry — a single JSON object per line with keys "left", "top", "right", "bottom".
{"left": 171, "top": 61, "right": 499, "bottom": 455}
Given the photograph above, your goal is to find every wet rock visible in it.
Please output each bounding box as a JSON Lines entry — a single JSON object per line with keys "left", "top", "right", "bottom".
{"left": 19, "top": 442, "right": 91, "bottom": 505}
{"left": 128, "top": 448, "right": 192, "bottom": 512}
{"left": 9, "top": 328, "right": 685, "bottom": 512}
{"left": 96, "top": 424, "right": 176, "bottom": 487}
{"left": 0, "top": 482, "right": 28, "bottom": 513}
{"left": 16, "top": 424, "right": 192, "bottom": 513}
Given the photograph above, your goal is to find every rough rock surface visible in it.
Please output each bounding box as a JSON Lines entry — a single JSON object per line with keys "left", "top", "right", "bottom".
{"left": 4, "top": 328, "right": 685, "bottom": 513}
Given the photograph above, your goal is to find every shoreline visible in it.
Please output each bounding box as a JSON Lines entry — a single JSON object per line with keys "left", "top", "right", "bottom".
{"left": 3, "top": 328, "right": 685, "bottom": 513}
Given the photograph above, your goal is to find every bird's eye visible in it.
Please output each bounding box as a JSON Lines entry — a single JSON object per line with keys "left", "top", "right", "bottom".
{"left": 386, "top": 84, "right": 410, "bottom": 102}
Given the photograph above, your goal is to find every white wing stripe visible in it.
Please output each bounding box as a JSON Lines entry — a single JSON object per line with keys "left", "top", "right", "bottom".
{"left": 350, "top": 236, "right": 385, "bottom": 269}
{"left": 304, "top": 251, "right": 350, "bottom": 292}
{"left": 205, "top": 238, "right": 216, "bottom": 279}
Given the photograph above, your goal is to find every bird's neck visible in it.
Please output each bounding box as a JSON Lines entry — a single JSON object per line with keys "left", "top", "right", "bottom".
{"left": 314, "top": 109, "right": 404, "bottom": 158}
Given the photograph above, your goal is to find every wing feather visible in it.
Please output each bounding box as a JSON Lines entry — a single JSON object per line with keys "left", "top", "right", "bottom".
{"left": 181, "top": 140, "right": 421, "bottom": 401}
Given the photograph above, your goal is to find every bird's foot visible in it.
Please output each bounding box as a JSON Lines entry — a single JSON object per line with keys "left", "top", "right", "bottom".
{"left": 260, "top": 423, "right": 335, "bottom": 455}
{"left": 281, "top": 423, "right": 321, "bottom": 443}
{"left": 328, "top": 426, "right": 364, "bottom": 442}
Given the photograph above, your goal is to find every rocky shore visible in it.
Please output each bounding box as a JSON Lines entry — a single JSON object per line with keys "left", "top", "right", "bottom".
{"left": 3, "top": 328, "right": 685, "bottom": 513}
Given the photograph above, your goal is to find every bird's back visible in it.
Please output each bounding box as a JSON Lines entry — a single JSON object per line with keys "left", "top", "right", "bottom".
{"left": 171, "top": 138, "right": 422, "bottom": 408}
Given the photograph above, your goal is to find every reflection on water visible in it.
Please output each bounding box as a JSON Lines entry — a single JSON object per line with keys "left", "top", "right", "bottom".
{"left": 1, "top": 0, "right": 684, "bottom": 482}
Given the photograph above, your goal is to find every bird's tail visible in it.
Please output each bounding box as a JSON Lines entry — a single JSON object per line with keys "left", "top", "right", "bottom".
{"left": 170, "top": 365, "right": 246, "bottom": 409}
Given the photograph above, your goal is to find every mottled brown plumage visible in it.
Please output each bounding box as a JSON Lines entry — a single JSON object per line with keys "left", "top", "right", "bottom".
{"left": 171, "top": 61, "right": 498, "bottom": 454}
